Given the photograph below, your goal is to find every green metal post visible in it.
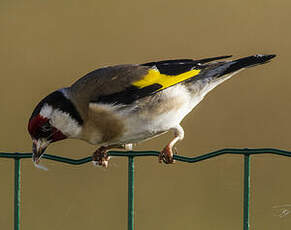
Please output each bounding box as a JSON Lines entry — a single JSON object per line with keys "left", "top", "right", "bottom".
{"left": 243, "top": 154, "right": 250, "bottom": 230}
{"left": 14, "top": 157, "right": 21, "bottom": 230}
{"left": 128, "top": 156, "right": 135, "bottom": 230}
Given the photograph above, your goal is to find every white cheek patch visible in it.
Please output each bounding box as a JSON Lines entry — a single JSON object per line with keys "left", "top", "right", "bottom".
{"left": 40, "top": 104, "right": 53, "bottom": 118}
{"left": 50, "top": 110, "right": 82, "bottom": 137}
{"left": 40, "top": 103, "right": 82, "bottom": 138}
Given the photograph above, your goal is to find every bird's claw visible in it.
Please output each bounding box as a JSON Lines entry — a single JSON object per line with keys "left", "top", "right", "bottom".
{"left": 92, "top": 156, "right": 110, "bottom": 168}
{"left": 92, "top": 147, "right": 110, "bottom": 168}
{"left": 159, "top": 146, "right": 176, "bottom": 164}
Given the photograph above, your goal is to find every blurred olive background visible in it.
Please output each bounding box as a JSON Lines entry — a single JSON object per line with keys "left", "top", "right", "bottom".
{"left": 0, "top": 0, "right": 291, "bottom": 229}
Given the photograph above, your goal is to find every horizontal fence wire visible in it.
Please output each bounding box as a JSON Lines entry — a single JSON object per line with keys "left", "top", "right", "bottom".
{"left": 1, "top": 148, "right": 291, "bottom": 163}
{"left": 1, "top": 148, "right": 291, "bottom": 230}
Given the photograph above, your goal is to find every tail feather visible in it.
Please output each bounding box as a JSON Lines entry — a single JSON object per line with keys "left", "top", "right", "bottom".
{"left": 142, "top": 55, "right": 232, "bottom": 67}
{"left": 195, "top": 55, "right": 232, "bottom": 64}
{"left": 187, "top": 54, "right": 276, "bottom": 98}
{"left": 223, "top": 54, "right": 276, "bottom": 75}
{"left": 199, "top": 54, "right": 276, "bottom": 80}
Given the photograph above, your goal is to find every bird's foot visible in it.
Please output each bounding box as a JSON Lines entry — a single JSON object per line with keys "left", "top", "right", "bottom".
{"left": 159, "top": 145, "right": 176, "bottom": 164}
{"left": 92, "top": 146, "right": 111, "bottom": 168}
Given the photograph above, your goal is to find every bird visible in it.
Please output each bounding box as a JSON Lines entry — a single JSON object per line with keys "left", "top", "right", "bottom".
{"left": 28, "top": 54, "right": 276, "bottom": 167}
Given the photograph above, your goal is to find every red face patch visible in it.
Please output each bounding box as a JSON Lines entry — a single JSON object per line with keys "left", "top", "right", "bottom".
{"left": 28, "top": 115, "right": 48, "bottom": 138}
{"left": 28, "top": 114, "right": 67, "bottom": 142}
{"left": 50, "top": 127, "right": 67, "bottom": 142}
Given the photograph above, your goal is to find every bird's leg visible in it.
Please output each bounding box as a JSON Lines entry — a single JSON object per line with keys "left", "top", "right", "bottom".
{"left": 159, "top": 125, "right": 184, "bottom": 164}
{"left": 92, "top": 144, "right": 133, "bottom": 168}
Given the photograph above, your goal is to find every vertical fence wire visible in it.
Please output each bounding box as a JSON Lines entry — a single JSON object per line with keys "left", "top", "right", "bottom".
{"left": 243, "top": 154, "right": 250, "bottom": 230}
{"left": 128, "top": 156, "right": 135, "bottom": 230}
{"left": 14, "top": 157, "right": 20, "bottom": 230}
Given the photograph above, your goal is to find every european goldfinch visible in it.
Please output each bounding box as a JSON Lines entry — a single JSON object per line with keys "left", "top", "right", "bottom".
{"left": 28, "top": 54, "right": 276, "bottom": 167}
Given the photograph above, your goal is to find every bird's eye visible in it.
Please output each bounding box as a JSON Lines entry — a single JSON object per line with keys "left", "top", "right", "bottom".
{"left": 41, "top": 122, "right": 51, "bottom": 132}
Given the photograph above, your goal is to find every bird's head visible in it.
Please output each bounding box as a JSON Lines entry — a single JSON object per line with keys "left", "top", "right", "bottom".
{"left": 28, "top": 90, "right": 83, "bottom": 164}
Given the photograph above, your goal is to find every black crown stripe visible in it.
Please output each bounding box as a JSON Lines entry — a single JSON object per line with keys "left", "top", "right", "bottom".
{"left": 30, "top": 90, "right": 83, "bottom": 125}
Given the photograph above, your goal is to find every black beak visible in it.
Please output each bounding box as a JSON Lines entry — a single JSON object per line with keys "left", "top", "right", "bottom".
{"left": 32, "top": 142, "right": 47, "bottom": 164}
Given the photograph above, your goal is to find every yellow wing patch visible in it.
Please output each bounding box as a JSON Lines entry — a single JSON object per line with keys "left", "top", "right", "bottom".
{"left": 132, "top": 68, "right": 201, "bottom": 90}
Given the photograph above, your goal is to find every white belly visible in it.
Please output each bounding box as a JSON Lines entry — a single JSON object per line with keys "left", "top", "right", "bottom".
{"left": 115, "top": 84, "right": 203, "bottom": 144}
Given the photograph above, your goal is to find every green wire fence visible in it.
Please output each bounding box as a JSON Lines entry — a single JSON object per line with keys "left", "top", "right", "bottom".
{"left": 1, "top": 148, "right": 291, "bottom": 230}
